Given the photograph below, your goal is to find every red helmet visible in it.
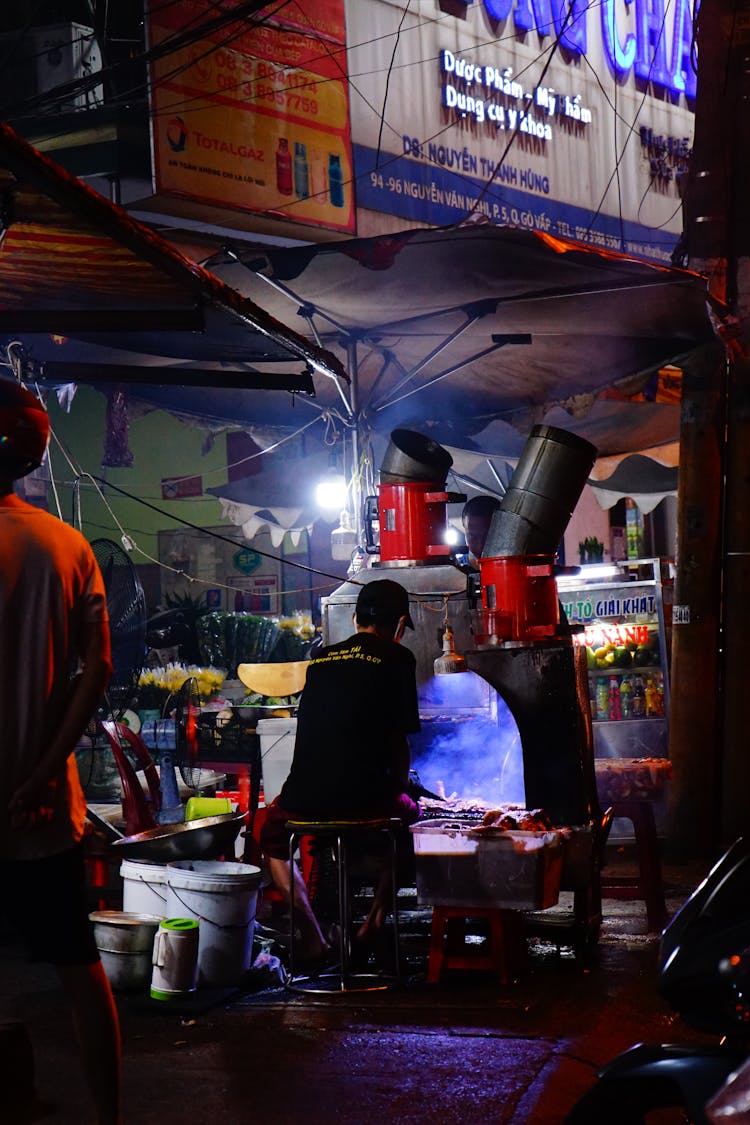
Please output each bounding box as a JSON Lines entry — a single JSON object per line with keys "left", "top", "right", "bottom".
{"left": 0, "top": 380, "right": 50, "bottom": 478}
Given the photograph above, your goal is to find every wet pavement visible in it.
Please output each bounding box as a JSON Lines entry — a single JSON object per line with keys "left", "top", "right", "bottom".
{"left": 0, "top": 856, "right": 716, "bottom": 1124}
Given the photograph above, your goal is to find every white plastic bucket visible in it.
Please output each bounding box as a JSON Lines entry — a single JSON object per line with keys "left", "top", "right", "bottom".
{"left": 89, "top": 910, "right": 162, "bottom": 992}
{"left": 257, "top": 717, "right": 297, "bottom": 804}
{"left": 120, "top": 859, "right": 168, "bottom": 918}
{"left": 164, "top": 861, "right": 262, "bottom": 986}
{"left": 150, "top": 918, "right": 200, "bottom": 1000}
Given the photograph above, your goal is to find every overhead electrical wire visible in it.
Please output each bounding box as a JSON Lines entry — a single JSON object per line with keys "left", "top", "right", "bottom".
{"left": 582, "top": 0, "right": 676, "bottom": 243}
{"left": 2, "top": 0, "right": 687, "bottom": 254}
{"left": 42, "top": 405, "right": 351, "bottom": 599}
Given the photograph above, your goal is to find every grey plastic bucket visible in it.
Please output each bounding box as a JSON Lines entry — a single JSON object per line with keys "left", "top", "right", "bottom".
{"left": 379, "top": 428, "right": 453, "bottom": 485}
{"left": 483, "top": 425, "right": 597, "bottom": 557}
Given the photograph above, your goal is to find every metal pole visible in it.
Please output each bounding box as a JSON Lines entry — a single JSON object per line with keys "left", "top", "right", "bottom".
{"left": 346, "top": 338, "right": 364, "bottom": 546}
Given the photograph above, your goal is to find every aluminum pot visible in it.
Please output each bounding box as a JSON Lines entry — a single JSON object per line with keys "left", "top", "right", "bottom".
{"left": 89, "top": 910, "right": 162, "bottom": 992}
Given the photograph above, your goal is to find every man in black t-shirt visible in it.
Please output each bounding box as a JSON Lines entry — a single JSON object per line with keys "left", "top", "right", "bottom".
{"left": 261, "top": 579, "right": 420, "bottom": 963}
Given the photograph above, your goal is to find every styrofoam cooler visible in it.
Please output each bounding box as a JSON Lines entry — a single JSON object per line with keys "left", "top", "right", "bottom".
{"left": 257, "top": 717, "right": 297, "bottom": 804}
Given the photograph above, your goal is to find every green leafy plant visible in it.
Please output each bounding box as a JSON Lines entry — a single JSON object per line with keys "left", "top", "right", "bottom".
{"left": 578, "top": 537, "right": 605, "bottom": 564}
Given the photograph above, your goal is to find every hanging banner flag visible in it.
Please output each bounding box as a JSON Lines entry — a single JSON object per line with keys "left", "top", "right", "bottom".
{"left": 146, "top": 0, "right": 354, "bottom": 233}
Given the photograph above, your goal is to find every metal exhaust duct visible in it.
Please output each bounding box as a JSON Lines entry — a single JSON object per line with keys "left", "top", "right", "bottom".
{"left": 483, "top": 425, "right": 597, "bottom": 558}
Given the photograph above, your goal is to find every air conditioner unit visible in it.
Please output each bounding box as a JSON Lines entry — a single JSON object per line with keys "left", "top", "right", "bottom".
{"left": 0, "top": 23, "right": 103, "bottom": 113}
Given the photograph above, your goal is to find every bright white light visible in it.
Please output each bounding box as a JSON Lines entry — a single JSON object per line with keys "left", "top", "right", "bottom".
{"left": 315, "top": 474, "right": 347, "bottom": 511}
{"left": 556, "top": 562, "right": 621, "bottom": 589}
{"left": 443, "top": 524, "right": 461, "bottom": 546}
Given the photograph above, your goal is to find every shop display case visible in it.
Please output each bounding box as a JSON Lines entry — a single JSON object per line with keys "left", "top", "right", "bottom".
{"left": 557, "top": 558, "right": 673, "bottom": 836}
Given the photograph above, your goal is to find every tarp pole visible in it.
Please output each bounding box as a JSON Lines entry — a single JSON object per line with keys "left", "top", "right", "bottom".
{"left": 346, "top": 338, "right": 364, "bottom": 546}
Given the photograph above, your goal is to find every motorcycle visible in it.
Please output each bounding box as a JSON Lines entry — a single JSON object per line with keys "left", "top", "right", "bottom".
{"left": 564, "top": 835, "right": 750, "bottom": 1124}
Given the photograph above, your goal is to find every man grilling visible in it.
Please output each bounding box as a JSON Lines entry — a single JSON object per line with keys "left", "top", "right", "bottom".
{"left": 260, "top": 579, "right": 420, "bottom": 966}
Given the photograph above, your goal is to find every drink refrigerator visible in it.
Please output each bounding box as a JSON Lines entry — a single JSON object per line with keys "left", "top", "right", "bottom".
{"left": 556, "top": 558, "right": 674, "bottom": 837}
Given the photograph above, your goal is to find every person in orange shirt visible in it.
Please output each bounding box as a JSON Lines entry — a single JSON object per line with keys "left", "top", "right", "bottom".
{"left": 0, "top": 379, "right": 122, "bottom": 1124}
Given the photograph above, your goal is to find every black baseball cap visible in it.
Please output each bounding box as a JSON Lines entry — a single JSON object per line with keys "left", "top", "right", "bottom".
{"left": 356, "top": 579, "right": 415, "bottom": 630}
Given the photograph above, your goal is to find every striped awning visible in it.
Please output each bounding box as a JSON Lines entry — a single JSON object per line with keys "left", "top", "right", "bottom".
{"left": 0, "top": 120, "right": 346, "bottom": 392}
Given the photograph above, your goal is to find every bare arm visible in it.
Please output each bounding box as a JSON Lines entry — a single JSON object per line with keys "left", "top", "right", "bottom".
{"left": 9, "top": 618, "right": 112, "bottom": 828}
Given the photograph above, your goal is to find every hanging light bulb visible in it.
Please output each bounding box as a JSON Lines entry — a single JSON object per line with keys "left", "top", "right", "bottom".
{"left": 434, "top": 623, "right": 467, "bottom": 675}
{"left": 315, "top": 468, "right": 347, "bottom": 511}
{"left": 331, "top": 509, "right": 358, "bottom": 560}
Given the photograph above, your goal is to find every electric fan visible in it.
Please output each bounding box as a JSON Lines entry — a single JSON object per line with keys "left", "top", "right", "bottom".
{"left": 91, "top": 538, "right": 147, "bottom": 721}
{"left": 174, "top": 675, "right": 205, "bottom": 789}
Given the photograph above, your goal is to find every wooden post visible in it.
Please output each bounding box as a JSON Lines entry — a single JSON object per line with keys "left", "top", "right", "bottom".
{"left": 716, "top": 0, "right": 750, "bottom": 843}
{"left": 667, "top": 0, "right": 726, "bottom": 858}
{"left": 666, "top": 342, "right": 725, "bottom": 857}
{"left": 669, "top": 0, "right": 750, "bottom": 854}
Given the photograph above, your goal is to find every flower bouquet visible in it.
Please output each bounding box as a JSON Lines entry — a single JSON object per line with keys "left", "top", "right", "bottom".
{"left": 137, "top": 663, "right": 227, "bottom": 714}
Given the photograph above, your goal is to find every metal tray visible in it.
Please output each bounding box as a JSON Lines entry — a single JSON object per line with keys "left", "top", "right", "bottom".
{"left": 110, "top": 812, "right": 245, "bottom": 863}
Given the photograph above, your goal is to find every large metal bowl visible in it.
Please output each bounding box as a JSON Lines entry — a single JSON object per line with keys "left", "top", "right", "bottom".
{"left": 110, "top": 812, "right": 245, "bottom": 863}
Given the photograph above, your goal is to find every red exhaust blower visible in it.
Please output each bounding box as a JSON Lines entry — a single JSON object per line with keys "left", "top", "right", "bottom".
{"left": 474, "top": 554, "right": 560, "bottom": 644}
{"left": 364, "top": 429, "right": 465, "bottom": 566}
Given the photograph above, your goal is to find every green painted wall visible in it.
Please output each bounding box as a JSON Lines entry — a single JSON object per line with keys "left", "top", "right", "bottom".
{"left": 46, "top": 384, "right": 229, "bottom": 565}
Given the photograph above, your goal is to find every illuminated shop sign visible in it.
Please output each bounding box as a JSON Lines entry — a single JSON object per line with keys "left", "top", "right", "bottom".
{"left": 561, "top": 593, "right": 658, "bottom": 623}
{"left": 440, "top": 48, "right": 592, "bottom": 140}
{"left": 347, "top": 0, "right": 695, "bottom": 261}
{"left": 454, "top": 0, "right": 696, "bottom": 100}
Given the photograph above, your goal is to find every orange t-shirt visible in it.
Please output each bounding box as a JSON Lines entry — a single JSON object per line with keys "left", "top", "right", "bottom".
{"left": 0, "top": 497, "right": 108, "bottom": 859}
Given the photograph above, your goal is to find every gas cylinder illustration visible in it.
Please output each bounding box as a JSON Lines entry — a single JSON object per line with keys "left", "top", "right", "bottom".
{"left": 276, "top": 138, "right": 292, "bottom": 196}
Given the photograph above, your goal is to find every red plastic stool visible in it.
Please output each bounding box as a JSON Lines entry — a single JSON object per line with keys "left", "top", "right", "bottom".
{"left": 428, "top": 906, "right": 526, "bottom": 984}
{"left": 601, "top": 799, "right": 668, "bottom": 932}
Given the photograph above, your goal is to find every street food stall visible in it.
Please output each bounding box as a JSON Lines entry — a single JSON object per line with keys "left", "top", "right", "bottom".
{"left": 320, "top": 425, "right": 613, "bottom": 958}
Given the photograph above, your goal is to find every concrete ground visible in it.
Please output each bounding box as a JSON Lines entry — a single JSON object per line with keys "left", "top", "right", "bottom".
{"left": 0, "top": 856, "right": 717, "bottom": 1125}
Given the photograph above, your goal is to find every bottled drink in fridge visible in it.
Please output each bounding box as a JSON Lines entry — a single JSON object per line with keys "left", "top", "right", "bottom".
{"left": 609, "top": 676, "right": 622, "bottom": 720}
{"left": 632, "top": 674, "right": 645, "bottom": 718}
{"left": 620, "top": 675, "right": 633, "bottom": 719}
{"left": 596, "top": 677, "right": 609, "bottom": 720}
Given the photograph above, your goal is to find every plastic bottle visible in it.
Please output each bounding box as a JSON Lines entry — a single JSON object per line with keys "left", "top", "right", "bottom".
{"left": 609, "top": 676, "right": 622, "bottom": 720}
{"left": 644, "top": 676, "right": 658, "bottom": 717}
{"left": 293, "top": 142, "right": 309, "bottom": 199}
{"left": 276, "top": 137, "right": 292, "bottom": 195}
{"left": 632, "top": 674, "right": 645, "bottom": 718}
{"left": 595, "top": 677, "right": 609, "bottom": 721}
{"left": 655, "top": 678, "right": 665, "bottom": 717}
{"left": 620, "top": 675, "right": 633, "bottom": 719}
{"left": 328, "top": 153, "right": 344, "bottom": 207}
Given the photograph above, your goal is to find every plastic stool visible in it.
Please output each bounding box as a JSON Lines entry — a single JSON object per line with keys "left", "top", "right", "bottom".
{"left": 428, "top": 906, "right": 526, "bottom": 984}
{"left": 601, "top": 799, "right": 668, "bottom": 931}
{"left": 286, "top": 818, "right": 402, "bottom": 993}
